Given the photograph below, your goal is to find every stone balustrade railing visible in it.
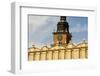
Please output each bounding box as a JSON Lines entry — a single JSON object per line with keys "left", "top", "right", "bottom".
{"left": 28, "top": 46, "right": 88, "bottom": 61}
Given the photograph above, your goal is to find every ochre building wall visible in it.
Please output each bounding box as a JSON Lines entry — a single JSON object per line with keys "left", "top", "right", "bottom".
{"left": 28, "top": 42, "right": 88, "bottom": 61}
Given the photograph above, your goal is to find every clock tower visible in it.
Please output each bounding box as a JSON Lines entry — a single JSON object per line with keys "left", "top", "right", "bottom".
{"left": 53, "top": 16, "right": 72, "bottom": 46}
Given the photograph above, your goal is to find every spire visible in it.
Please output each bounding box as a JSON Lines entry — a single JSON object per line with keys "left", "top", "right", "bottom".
{"left": 53, "top": 16, "right": 72, "bottom": 46}
{"left": 57, "top": 16, "right": 69, "bottom": 33}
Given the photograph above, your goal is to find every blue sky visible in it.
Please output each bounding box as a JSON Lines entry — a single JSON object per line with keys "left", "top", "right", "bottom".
{"left": 28, "top": 15, "right": 88, "bottom": 48}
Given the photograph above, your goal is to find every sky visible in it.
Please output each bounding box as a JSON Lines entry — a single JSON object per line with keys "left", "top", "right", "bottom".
{"left": 28, "top": 15, "right": 88, "bottom": 48}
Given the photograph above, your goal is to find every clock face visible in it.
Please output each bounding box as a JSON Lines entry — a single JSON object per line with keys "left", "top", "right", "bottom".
{"left": 57, "top": 34, "right": 62, "bottom": 41}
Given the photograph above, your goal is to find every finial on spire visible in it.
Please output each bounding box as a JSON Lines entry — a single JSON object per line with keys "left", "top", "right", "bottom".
{"left": 60, "top": 16, "right": 66, "bottom": 22}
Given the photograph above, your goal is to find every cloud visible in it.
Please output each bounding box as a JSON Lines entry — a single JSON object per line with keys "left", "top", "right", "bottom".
{"left": 28, "top": 16, "right": 59, "bottom": 47}
{"left": 29, "top": 15, "right": 49, "bottom": 33}
{"left": 70, "top": 23, "right": 87, "bottom": 33}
